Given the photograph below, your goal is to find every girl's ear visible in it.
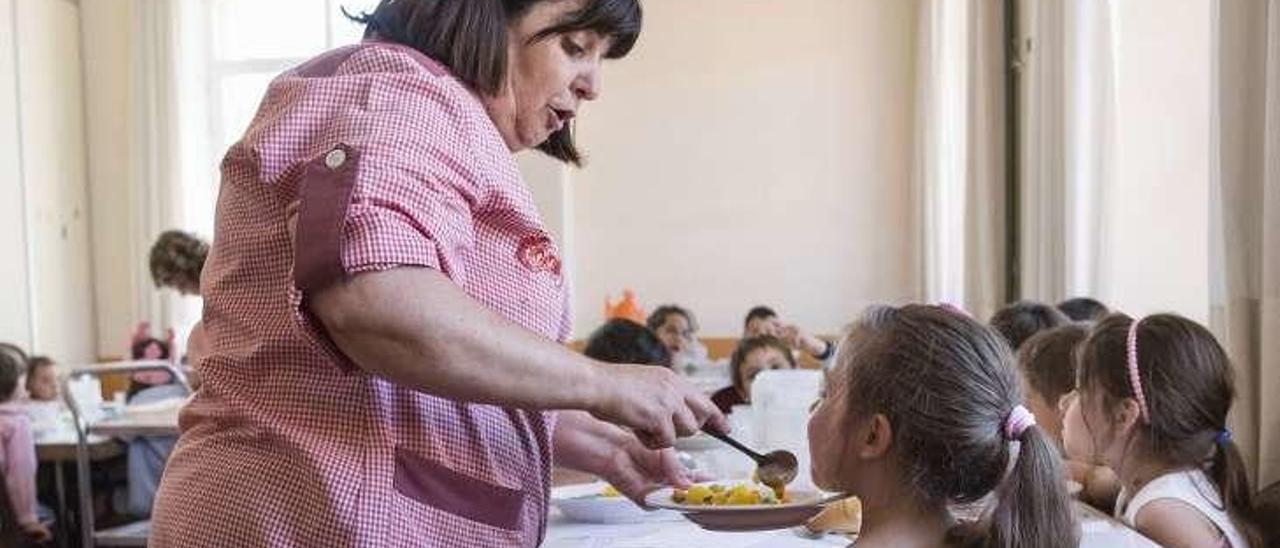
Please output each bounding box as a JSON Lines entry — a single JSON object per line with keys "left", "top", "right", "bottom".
{"left": 858, "top": 413, "right": 893, "bottom": 460}
{"left": 1112, "top": 397, "right": 1143, "bottom": 439}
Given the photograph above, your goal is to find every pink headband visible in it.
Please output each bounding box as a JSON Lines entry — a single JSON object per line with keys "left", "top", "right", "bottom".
{"left": 1003, "top": 405, "right": 1036, "bottom": 440}
{"left": 1127, "top": 317, "right": 1151, "bottom": 423}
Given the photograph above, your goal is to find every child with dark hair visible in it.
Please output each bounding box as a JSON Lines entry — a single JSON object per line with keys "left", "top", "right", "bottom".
{"left": 710, "top": 336, "right": 796, "bottom": 414}
{"left": 809, "top": 305, "right": 1078, "bottom": 548}
{"left": 1017, "top": 325, "right": 1089, "bottom": 443}
{"left": 0, "top": 347, "right": 51, "bottom": 543}
{"left": 990, "top": 300, "right": 1071, "bottom": 352}
{"left": 1063, "top": 314, "right": 1260, "bottom": 547}
{"left": 24, "top": 357, "right": 57, "bottom": 403}
{"left": 1018, "top": 325, "right": 1120, "bottom": 510}
{"left": 742, "top": 306, "right": 836, "bottom": 369}
{"left": 582, "top": 319, "right": 671, "bottom": 367}
{"left": 1056, "top": 297, "right": 1109, "bottom": 323}
{"left": 645, "top": 305, "right": 698, "bottom": 359}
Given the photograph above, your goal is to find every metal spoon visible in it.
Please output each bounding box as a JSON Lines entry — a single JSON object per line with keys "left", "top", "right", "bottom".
{"left": 701, "top": 427, "right": 799, "bottom": 488}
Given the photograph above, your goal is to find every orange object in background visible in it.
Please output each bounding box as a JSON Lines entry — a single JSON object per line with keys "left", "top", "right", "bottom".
{"left": 603, "top": 289, "right": 646, "bottom": 325}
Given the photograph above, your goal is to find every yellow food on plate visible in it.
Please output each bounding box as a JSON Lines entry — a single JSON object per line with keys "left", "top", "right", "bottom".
{"left": 600, "top": 485, "right": 621, "bottom": 498}
{"left": 671, "top": 481, "right": 786, "bottom": 506}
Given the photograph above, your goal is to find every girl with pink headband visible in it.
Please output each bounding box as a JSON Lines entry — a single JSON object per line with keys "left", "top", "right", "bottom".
{"left": 1063, "top": 314, "right": 1260, "bottom": 547}
{"left": 809, "top": 304, "right": 1078, "bottom": 548}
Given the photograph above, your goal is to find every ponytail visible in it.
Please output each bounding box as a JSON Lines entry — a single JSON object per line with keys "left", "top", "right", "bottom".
{"left": 1208, "top": 438, "right": 1262, "bottom": 547}
{"left": 987, "top": 427, "right": 1079, "bottom": 548}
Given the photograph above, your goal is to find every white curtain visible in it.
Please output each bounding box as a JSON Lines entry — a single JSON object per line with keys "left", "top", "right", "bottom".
{"left": 1019, "top": 0, "right": 1116, "bottom": 303}
{"left": 913, "top": 0, "right": 1007, "bottom": 321}
{"left": 1211, "top": 0, "right": 1280, "bottom": 489}
{"left": 127, "top": 0, "right": 206, "bottom": 356}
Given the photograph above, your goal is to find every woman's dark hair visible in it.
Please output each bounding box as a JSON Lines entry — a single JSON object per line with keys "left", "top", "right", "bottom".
{"left": 0, "top": 345, "right": 25, "bottom": 402}
{"left": 646, "top": 305, "right": 697, "bottom": 333}
{"left": 1056, "top": 297, "right": 1109, "bottom": 322}
{"left": 149, "top": 230, "right": 208, "bottom": 291}
{"left": 990, "top": 300, "right": 1071, "bottom": 352}
{"left": 1077, "top": 313, "right": 1261, "bottom": 546}
{"left": 349, "top": 0, "right": 643, "bottom": 165}
{"left": 1017, "top": 324, "right": 1089, "bottom": 408}
{"left": 838, "top": 305, "right": 1078, "bottom": 548}
{"left": 729, "top": 335, "right": 795, "bottom": 395}
{"left": 583, "top": 319, "right": 671, "bottom": 367}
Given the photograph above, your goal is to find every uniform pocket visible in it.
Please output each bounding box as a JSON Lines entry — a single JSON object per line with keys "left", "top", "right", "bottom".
{"left": 393, "top": 447, "right": 527, "bottom": 531}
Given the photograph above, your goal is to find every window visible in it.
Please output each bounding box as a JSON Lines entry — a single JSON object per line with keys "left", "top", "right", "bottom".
{"left": 204, "top": 0, "right": 378, "bottom": 156}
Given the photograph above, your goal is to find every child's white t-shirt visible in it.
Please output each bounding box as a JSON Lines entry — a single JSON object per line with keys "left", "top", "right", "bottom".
{"left": 1115, "top": 468, "right": 1248, "bottom": 548}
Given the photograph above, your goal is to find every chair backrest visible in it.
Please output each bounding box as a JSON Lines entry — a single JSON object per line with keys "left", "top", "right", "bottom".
{"left": 0, "top": 466, "right": 23, "bottom": 547}
{"left": 1257, "top": 481, "right": 1280, "bottom": 548}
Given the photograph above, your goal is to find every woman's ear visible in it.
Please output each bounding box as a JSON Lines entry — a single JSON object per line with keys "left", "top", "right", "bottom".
{"left": 858, "top": 413, "right": 893, "bottom": 460}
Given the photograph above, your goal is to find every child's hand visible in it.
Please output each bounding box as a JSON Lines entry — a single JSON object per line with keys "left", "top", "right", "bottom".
{"left": 22, "top": 521, "right": 51, "bottom": 543}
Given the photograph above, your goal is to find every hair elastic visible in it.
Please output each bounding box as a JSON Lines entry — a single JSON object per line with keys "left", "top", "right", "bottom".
{"left": 1004, "top": 405, "right": 1036, "bottom": 440}
{"left": 1215, "top": 428, "right": 1233, "bottom": 446}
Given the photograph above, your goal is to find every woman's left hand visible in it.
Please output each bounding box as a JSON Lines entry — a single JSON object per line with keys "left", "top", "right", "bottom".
{"left": 553, "top": 410, "right": 693, "bottom": 506}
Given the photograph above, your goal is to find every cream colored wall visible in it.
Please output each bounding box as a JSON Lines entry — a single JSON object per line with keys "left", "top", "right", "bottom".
{"left": 1100, "top": 0, "right": 1212, "bottom": 322}
{"left": 0, "top": 0, "right": 35, "bottom": 350}
{"left": 7, "top": 0, "right": 97, "bottom": 362}
{"left": 565, "top": 0, "right": 921, "bottom": 337}
{"left": 80, "top": 0, "right": 141, "bottom": 359}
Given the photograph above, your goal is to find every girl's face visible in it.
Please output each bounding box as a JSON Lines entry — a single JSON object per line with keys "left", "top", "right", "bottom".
{"left": 654, "top": 314, "right": 694, "bottom": 356}
{"left": 809, "top": 362, "right": 853, "bottom": 491}
{"left": 28, "top": 366, "right": 58, "bottom": 401}
{"left": 1061, "top": 385, "right": 1138, "bottom": 468}
{"left": 808, "top": 360, "right": 881, "bottom": 494}
{"left": 737, "top": 346, "right": 794, "bottom": 401}
{"left": 1022, "top": 377, "right": 1064, "bottom": 445}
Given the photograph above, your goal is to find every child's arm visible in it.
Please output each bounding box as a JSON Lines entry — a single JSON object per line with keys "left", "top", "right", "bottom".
{"left": 3, "top": 417, "right": 40, "bottom": 526}
{"left": 1134, "top": 499, "right": 1226, "bottom": 548}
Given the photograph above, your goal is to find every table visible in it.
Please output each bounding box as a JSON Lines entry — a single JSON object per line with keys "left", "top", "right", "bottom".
{"left": 544, "top": 494, "right": 1158, "bottom": 548}
{"left": 37, "top": 433, "right": 126, "bottom": 548}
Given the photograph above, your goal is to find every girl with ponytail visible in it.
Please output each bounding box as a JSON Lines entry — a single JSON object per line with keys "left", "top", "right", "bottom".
{"left": 808, "top": 305, "right": 1078, "bottom": 547}
{"left": 1063, "top": 313, "right": 1260, "bottom": 547}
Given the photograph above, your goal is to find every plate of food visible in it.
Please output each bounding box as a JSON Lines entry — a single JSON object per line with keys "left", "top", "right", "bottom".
{"left": 644, "top": 480, "right": 845, "bottom": 532}
{"left": 551, "top": 482, "right": 677, "bottom": 524}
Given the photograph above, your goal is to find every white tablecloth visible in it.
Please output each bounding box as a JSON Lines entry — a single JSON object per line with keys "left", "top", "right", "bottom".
{"left": 544, "top": 498, "right": 1157, "bottom": 548}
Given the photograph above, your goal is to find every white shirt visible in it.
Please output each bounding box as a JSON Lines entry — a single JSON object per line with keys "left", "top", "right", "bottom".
{"left": 1116, "top": 468, "right": 1248, "bottom": 548}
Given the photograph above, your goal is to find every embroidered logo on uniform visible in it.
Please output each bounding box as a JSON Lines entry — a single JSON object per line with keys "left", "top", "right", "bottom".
{"left": 517, "top": 233, "right": 562, "bottom": 276}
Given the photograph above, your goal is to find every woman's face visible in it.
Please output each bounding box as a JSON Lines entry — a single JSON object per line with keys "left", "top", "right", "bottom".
{"left": 737, "top": 346, "right": 794, "bottom": 401}
{"left": 485, "top": 0, "right": 610, "bottom": 152}
{"left": 655, "top": 314, "right": 693, "bottom": 356}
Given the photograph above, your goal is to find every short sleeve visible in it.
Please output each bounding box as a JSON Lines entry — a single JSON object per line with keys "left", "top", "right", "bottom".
{"left": 290, "top": 87, "right": 488, "bottom": 295}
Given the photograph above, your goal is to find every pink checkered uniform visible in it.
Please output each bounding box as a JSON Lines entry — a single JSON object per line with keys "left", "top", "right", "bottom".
{"left": 151, "top": 42, "right": 571, "bottom": 547}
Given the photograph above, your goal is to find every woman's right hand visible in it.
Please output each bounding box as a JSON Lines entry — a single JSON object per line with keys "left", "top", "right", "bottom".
{"left": 586, "top": 363, "right": 728, "bottom": 449}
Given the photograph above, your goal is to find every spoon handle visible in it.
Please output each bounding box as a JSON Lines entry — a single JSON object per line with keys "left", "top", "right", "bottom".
{"left": 702, "top": 426, "right": 765, "bottom": 462}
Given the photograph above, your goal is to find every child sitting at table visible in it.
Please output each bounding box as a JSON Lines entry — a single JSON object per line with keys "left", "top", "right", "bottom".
{"left": 1062, "top": 314, "right": 1260, "bottom": 547}
{"left": 1018, "top": 326, "right": 1120, "bottom": 511}
{"left": 809, "top": 305, "right": 1078, "bottom": 548}
{"left": 0, "top": 347, "right": 51, "bottom": 543}
{"left": 710, "top": 336, "right": 796, "bottom": 413}
{"left": 582, "top": 319, "right": 672, "bottom": 367}
{"left": 23, "top": 357, "right": 57, "bottom": 403}
{"left": 990, "top": 300, "right": 1071, "bottom": 352}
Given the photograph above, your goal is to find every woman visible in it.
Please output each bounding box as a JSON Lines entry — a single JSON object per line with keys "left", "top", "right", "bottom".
{"left": 151, "top": 1, "right": 724, "bottom": 545}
